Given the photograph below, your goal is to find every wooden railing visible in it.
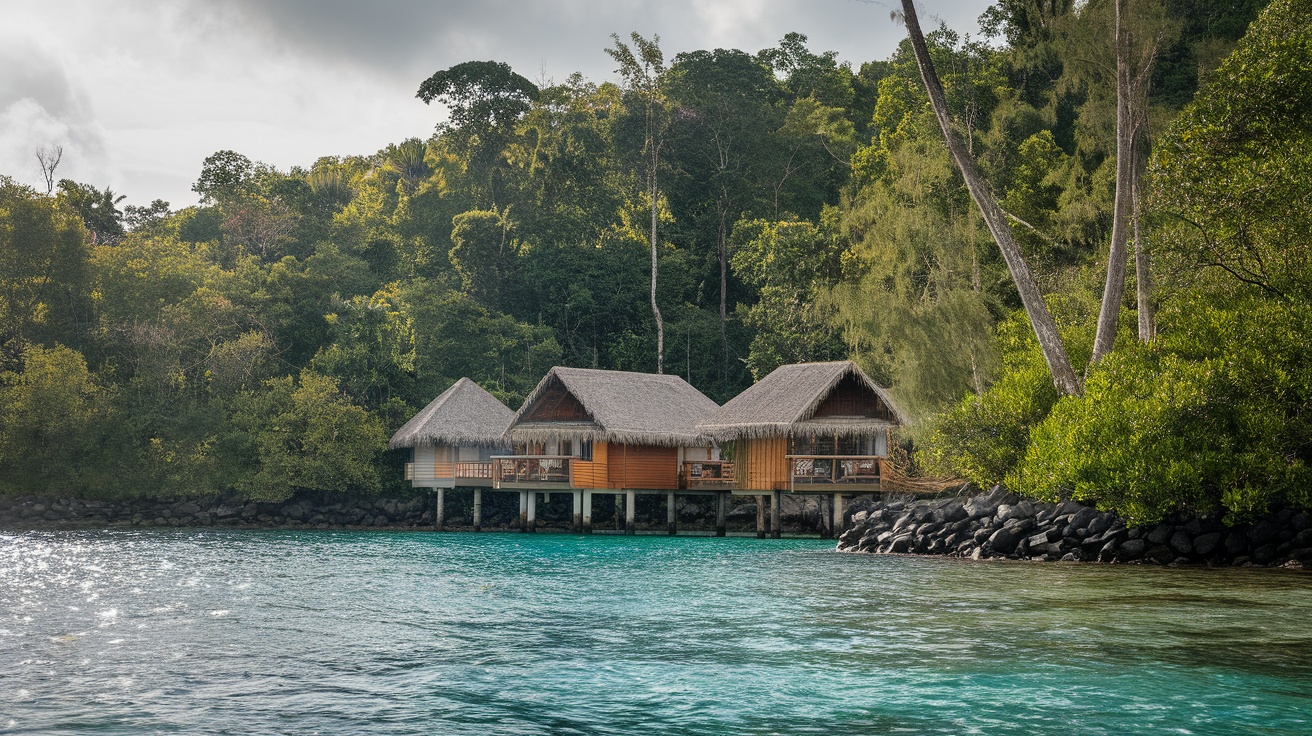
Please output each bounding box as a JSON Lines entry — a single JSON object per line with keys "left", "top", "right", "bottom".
{"left": 681, "top": 460, "right": 735, "bottom": 489}
{"left": 492, "top": 455, "right": 573, "bottom": 487}
{"left": 787, "top": 455, "right": 882, "bottom": 487}
{"left": 404, "top": 462, "right": 415, "bottom": 480}
{"left": 454, "top": 461, "right": 493, "bottom": 479}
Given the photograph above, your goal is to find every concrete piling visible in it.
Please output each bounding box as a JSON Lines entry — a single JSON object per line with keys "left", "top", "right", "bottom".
{"left": 472, "top": 488, "right": 482, "bottom": 532}
{"left": 770, "top": 490, "right": 782, "bottom": 539}
{"left": 715, "top": 492, "right": 727, "bottom": 537}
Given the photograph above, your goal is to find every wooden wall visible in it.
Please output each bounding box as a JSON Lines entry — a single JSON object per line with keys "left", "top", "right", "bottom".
{"left": 606, "top": 443, "right": 679, "bottom": 490}
{"left": 570, "top": 441, "right": 610, "bottom": 488}
{"left": 735, "top": 436, "right": 791, "bottom": 491}
{"left": 565, "top": 441, "right": 683, "bottom": 490}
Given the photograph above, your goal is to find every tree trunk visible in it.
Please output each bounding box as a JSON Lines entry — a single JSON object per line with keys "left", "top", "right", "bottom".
{"left": 651, "top": 162, "right": 664, "bottom": 373}
{"left": 1091, "top": 0, "right": 1136, "bottom": 366}
{"left": 718, "top": 203, "right": 729, "bottom": 382}
{"left": 900, "top": 0, "right": 1081, "bottom": 396}
{"left": 1132, "top": 145, "right": 1153, "bottom": 341}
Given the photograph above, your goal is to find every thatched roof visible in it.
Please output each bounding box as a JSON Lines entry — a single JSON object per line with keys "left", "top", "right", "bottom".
{"left": 697, "top": 361, "right": 906, "bottom": 441}
{"left": 388, "top": 378, "right": 514, "bottom": 449}
{"left": 507, "top": 367, "right": 719, "bottom": 447}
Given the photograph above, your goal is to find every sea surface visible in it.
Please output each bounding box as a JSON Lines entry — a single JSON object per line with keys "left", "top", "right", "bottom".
{"left": 1, "top": 530, "right": 1310, "bottom": 735}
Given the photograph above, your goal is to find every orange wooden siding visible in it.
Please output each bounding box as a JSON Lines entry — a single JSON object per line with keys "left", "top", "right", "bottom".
{"left": 735, "top": 437, "right": 791, "bottom": 491}
{"left": 605, "top": 443, "right": 679, "bottom": 490}
{"left": 570, "top": 441, "right": 610, "bottom": 488}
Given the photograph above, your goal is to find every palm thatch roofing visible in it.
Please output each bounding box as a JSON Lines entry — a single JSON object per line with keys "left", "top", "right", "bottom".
{"left": 507, "top": 367, "right": 720, "bottom": 447}
{"left": 388, "top": 377, "right": 514, "bottom": 449}
{"left": 697, "top": 361, "right": 906, "bottom": 441}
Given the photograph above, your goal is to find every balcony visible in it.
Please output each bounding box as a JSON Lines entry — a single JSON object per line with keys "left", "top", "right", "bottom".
{"left": 787, "top": 455, "right": 883, "bottom": 492}
{"left": 680, "top": 460, "right": 735, "bottom": 490}
{"left": 493, "top": 455, "right": 574, "bottom": 489}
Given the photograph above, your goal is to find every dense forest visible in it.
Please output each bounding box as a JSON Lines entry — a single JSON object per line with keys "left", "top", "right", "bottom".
{"left": 2, "top": 0, "right": 1307, "bottom": 524}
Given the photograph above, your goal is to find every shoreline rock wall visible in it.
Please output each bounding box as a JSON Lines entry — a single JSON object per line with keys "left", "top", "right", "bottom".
{"left": 837, "top": 485, "right": 1312, "bottom": 569}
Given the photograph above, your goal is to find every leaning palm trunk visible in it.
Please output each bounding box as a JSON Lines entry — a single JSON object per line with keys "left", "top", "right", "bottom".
{"left": 899, "top": 0, "right": 1081, "bottom": 396}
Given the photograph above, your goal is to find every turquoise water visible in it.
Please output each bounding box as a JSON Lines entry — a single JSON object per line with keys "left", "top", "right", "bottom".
{"left": 1, "top": 531, "right": 1310, "bottom": 735}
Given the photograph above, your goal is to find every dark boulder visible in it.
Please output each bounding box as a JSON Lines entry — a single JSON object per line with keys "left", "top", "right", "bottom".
{"left": 1192, "top": 532, "right": 1223, "bottom": 557}
{"left": 1118, "top": 538, "right": 1146, "bottom": 558}
{"left": 1169, "top": 530, "right": 1193, "bottom": 555}
{"left": 1252, "top": 544, "right": 1277, "bottom": 564}
{"left": 1224, "top": 531, "right": 1249, "bottom": 554}
{"left": 1146, "top": 525, "right": 1174, "bottom": 545}
{"left": 988, "top": 526, "right": 1023, "bottom": 554}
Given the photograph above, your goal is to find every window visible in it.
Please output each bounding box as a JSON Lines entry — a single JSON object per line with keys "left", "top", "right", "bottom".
{"left": 579, "top": 439, "right": 593, "bottom": 461}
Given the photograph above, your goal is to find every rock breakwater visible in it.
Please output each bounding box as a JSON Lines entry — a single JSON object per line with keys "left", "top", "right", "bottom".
{"left": 837, "top": 485, "right": 1312, "bottom": 568}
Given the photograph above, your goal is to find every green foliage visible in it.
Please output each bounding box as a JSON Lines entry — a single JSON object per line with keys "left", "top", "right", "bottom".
{"left": 0, "top": 344, "right": 110, "bottom": 496}
{"left": 1151, "top": 0, "right": 1312, "bottom": 300}
{"left": 0, "top": 179, "right": 90, "bottom": 352}
{"left": 730, "top": 216, "right": 845, "bottom": 378}
{"left": 1012, "top": 295, "right": 1312, "bottom": 524}
{"left": 232, "top": 371, "right": 386, "bottom": 502}
{"left": 919, "top": 310, "right": 1063, "bottom": 488}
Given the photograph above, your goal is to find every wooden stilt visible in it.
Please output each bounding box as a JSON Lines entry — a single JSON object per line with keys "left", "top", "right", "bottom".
{"left": 625, "top": 489, "right": 636, "bottom": 535}
{"left": 667, "top": 491, "right": 677, "bottom": 535}
{"left": 435, "top": 488, "right": 445, "bottom": 530}
{"left": 756, "top": 495, "right": 766, "bottom": 539}
{"left": 572, "top": 491, "right": 583, "bottom": 532}
{"left": 715, "top": 492, "right": 727, "bottom": 537}
{"left": 472, "top": 488, "right": 482, "bottom": 532}
{"left": 582, "top": 490, "right": 593, "bottom": 534}
{"left": 833, "top": 492, "right": 845, "bottom": 537}
{"left": 526, "top": 491, "right": 537, "bottom": 533}
{"left": 771, "top": 490, "right": 782, "bottom": 539}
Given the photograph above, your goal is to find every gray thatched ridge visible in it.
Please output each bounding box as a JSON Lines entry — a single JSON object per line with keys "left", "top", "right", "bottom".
{"left": 388, "top": 377, "right": 514, "bottom": 449}
{"left": 507, "top": 367, "right": 719, "bottom": 447}
{"left": 697, "top": 361, "right": 905, "bottom": 441}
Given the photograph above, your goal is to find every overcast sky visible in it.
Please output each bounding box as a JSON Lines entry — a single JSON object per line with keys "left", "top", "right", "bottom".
{"left": 1, "top": 0, "right": 992, "bottom": 210}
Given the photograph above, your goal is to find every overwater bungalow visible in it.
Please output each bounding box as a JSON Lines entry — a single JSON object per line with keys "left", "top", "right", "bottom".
{"left": 497, "top": 366, "right": 721, "bottom": 535}
{"left": 697, "top": 360, "right": 906, "bottom": 537}
{"left": 388, "top": 377, "right": 514, "bottom": 529}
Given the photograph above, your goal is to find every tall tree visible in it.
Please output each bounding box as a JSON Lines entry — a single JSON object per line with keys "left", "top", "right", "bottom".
{"left": 666, "top": 49, "right": 782, "bottom": 381}
{"left": 607, "top": 33, "right": 669, "bottom": 373}
{"left": 1090, "top": 0, "right": 1176, "bottom": 361}
{"left": 898, "top": 0, "right": 1082, "bottom": 396}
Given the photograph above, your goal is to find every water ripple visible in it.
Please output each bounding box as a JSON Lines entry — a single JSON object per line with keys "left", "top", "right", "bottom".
{"left": 1, "top": 530, "right": 1310, "bottom": 735}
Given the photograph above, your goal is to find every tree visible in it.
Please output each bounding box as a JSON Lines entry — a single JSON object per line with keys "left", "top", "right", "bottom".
{"left": 898, "top": 0, "right": 1082, "bottom": 396}
{"left": 0, "top": 344, "right": 109, "bottom": 496}
{"left": 666, "top": 48, "right": 784, "bottom": 381}
{"left": 194, "top": 150, "right": 255, "bottom": 204}
{"left": 0, "top": 179, "right": 90, "bottom": 351}
{"left": 56, "top": 180, "right": 125, "bottom": 245}
{"left": 232, "top": 370, "right": 387, "bottom": 501}
{"left": 1151, "top": 0, "right": 1312, "bottom": 301}
{"left": 35, "top": 145, "right": 62, "bottom": 195}
{"left": 1089, "top": 0, "right": 1177, "bottom": 361}
{"left": 417, "top": 61, "right": 539, "bottom": 205}
{"left": 449, "top": 207, "right": 519, "bottom": 311}
{"left": 607, "top": 32, "right": 669, "bottom": 373}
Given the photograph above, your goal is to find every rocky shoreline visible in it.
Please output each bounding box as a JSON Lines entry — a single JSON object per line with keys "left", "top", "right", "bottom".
{"left": 838, "top": 485, "right": 1312, "bottom": 569}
